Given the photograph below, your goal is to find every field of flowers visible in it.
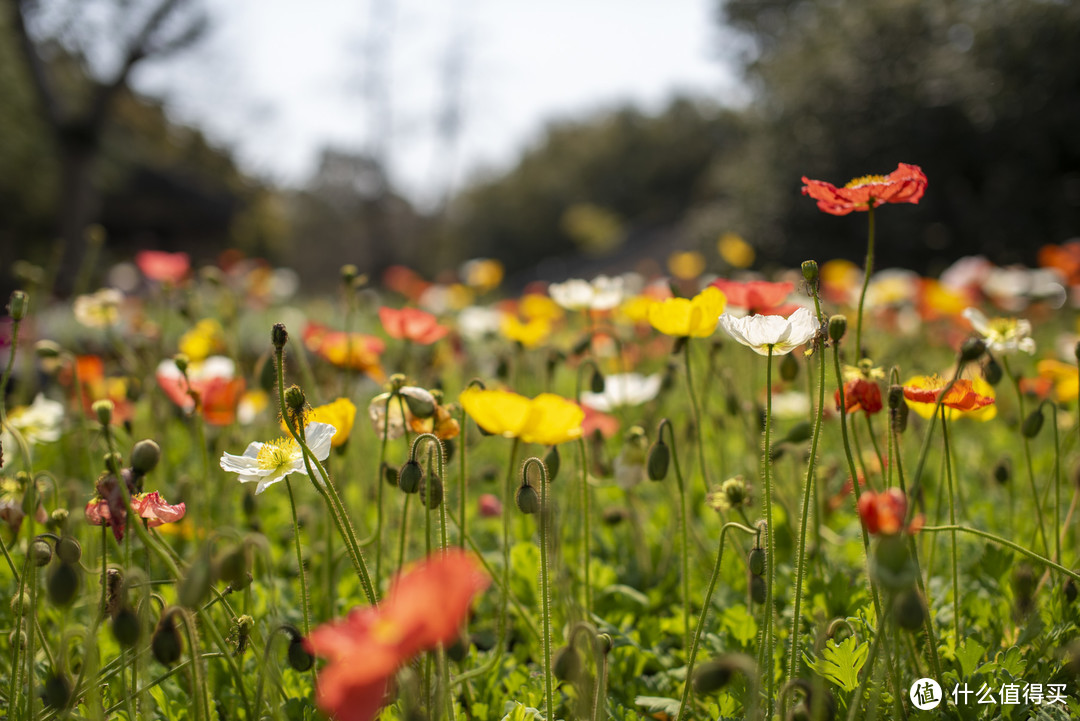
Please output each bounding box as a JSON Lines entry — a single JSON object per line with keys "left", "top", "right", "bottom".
{"left": 4, "top": 164, "right": 1080, "bottom": 720}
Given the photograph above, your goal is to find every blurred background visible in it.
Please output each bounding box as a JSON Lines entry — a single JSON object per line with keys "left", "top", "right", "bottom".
{"left": 2, "top": 0, "right": 1079, "bottom": 296}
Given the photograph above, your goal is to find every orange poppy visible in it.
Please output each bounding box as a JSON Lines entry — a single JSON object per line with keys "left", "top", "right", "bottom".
{"left": 903, "top": 376, "right": 995, "bottom": 417}
{"left": 801, "top": 163, "right": 928, "bottom": 216}
{"left": 303, "top": 323, "right": 386, "bottom": 379}
{"left": 836, "top": 378, "right": 882, "bottom": 415}
{"left": 857, "top": 488, "right": 921, "bottom": 536}
{"left": 378, "top": 306, "right": 449, "bottom": 345}
{"left": 709, "top": 279, "right": 799, "bottom": 316}
{"left": 135, "top": 250, "right": 190, "bottom": 284}
{"left": 305, "top": 550, "right": 488, "bottom": 721}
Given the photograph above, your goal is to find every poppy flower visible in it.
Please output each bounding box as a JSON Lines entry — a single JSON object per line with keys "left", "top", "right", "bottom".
{"left": 86, "top": 473, "right": 185, "bottom": 541}
{"left": 718, "top": 307, "right": 818, "bottom": 356}
{"left": 73, "top": 288, "right": 124, "bottom": 329}
{"left": 499, "top": 315, "right": 551, "bottom": 348}
{"left": 179, "top": 319, "right": 226, "bottom": 362}
{"left": 135, "top": 250, "right": 190, "bottom": 284}
{"left": 903, "top": 375, "right": 996, "bottom": 421}
{"left": 548, "top": 276, "right": 624, "bottom": 312}
{"left": 66, "top": 355, "right": 134, "bottom": 424}
{"left": 709, "top": 279, "right": 799, "bottom": 316}
{"left": 801, "top": 163, "right": 927, "bottom": 216}
{"left": 219, "top": 422, "right": 336, "bottom": 494}
{"left": 835, "top": 361, "right": 885, "bottom": 415}
{"left": 459, "top": 387, "right": 583, "bottom": 446}
{"left": 305, "top": 549, "right": 489, "bottom": 721}
{"left": 1, "top": 394, "right": 64, "bottom": 454}
{"left": 1035, "top": 359, "right": 1079, "bottom": 403}
{"left": 962, "top": 308, "right": 1036, "bottom": 355}
{"left": 647, "top": 286, "right": 727, "bottom": 338}
{"left": 303, "top": 323, "right": 386, "bottom": 379}
{"left": 157, "top": 356, "right": 245, "bottom": 426}
{"left": 378, "top": 307, "right": 449, "bottom": 345}
{"left": 857, "top": 488, "right": 921, "bottom": 536}
{"left": 478, "top": 493, "right": 503, "bottom": 517}
{"left": 299, "top": 398, "right": 357, "bottom": 448}
{"left": 382, "top": 265, "right": 431, "bottom": 301}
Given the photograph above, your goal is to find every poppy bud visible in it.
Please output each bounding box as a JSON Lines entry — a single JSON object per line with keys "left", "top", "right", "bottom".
{"left": 92, "top": 399, "right": 114, "bottom": 426}
{"left": 8, "top": 290, "right": 28, "bottom": 321}
{"left": 341, "top": 264, "right": 359, "bottom": 284}
{"left": 383, "top": 462, "right": 399, "bottom": 487}
{"left": 1021, "top": 407, "right": 1045, "bottom": 439}
{"left": 543, "top": 446, "right": 560, "bottom": 482}
{"left": 130, "top": 439, "right": 161, "bottom": 476}
{"left": 284, "top": 385, "right": 306, "bottom": 412}
{"left": 243, "top": 491, "right": 257, "bottom": 517}
{"left": 801, "top": 260, "right": 819, "bottom": 285}
{"left": 271, "top": 323, "right": 289, "bottom": 350}
{"left": 50, "top": 508, "right": 69, "bottom": 531}
{"left": 672, "top": 336, "right": 689, "bottom": 355}
{"left": 42, "top": 672, "right": 71, "bottom": 709}
{"left": 515, "top": 483, "right": 540, "bottom": 515}
{"left": 784, "top": 421, "right": 813, "bottom": 445}
{"left": 894, "top": 588, "right": 927, "bottom": 631}
{"left": 693, "top": 658, "right": 736, "bottom": 694}
{"left": 398, "top": 460, "right": 424, "bottom": 494}
{"left": 992, "top": 457, "right": 1011, "bottom": 485}
{"left": 174, "top": 353, "right": 189, "bottom": 374}
{"left": 11, "top": 592, "right": 30, "bottom": 616}
{"left": 47, "top": 562, "right": 80, "bottom": 607}
{"left": 179, "top": 555, "right": 212, "bottom": 609}
{"left": 748, "top": 547, "right": 766, "bottom": 577}
{"left": 419, "top": 474, "right": 444, "bottom": 509}
{"left": 602, "top": 507, "right": 628, "bottom": 525}
{"left": 112, "top": 606, "right": 141, "bottom": 647}
{"left": 1013, "top": 564, "right": 1036, "bottom": 618}
{"left": 571, "top": 335, "right": 592, "bottom": 357}
{"left": 288, "top": 635, "right": 314, "bottom": 672}
{"left": 152, "top": 613, "right": 183, "bottom": 665}
{"left": 495, "top": 355, "right": 510, "bottom": 381}
{"left": 959, "top": 337, "right": 986, "bottom": 363}
{"left": 646, "top": 440, "right": 670, "bottom": 481}
{"left": 827, "top": 315, "right": 847, "bottom": 343}
{"left": 887, "top": 385, "right": 903, "bottom": 410}
{"left": 35, "top": 340, "right": 62, "bottom": 359}
{"left": 596, "top": 633, "right": 613, "bottom": 654}
{"left": 983, "top": 357, "right": 1003, "bottom": 386}
{"left": 749, "top": 574, "right": 766, "bottom": 604}
{"left": 446, "top": 636, "right": 468, "bottom": 662}
{"left": 780, "top": 352, "right": 799, "bottom": 382}
{"left": 30, "top": 538, "right": 53, "bottom": 567}
{"left": 216, "top": 545, "right": 249, "bottom": 588}
{"left": 590, "top": 368, "right": 606, "bottom": 394}
{"left": 552, "top": 645, "right": 583, "bottom": 682}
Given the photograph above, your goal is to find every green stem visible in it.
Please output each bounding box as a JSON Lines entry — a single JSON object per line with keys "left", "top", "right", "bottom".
{"left": 684, "top": 339, "right": 717, "bottom": 492}
{"left": 1002, "top": 355, "right": 1050, "bottom": 556}
{"left": 762, "top": 346, "right": 776, "bottom": 718}
{"left": 854, "top": 205, "right": 875, "bottom": 359}
{"left": 577, "top": 437, "right": 592, "bottom": 618}
{"left": 939, "top": 410, "right": 960, "bottom": 643}
{"left": 397, "top": 494, "right": 411, "bottom": 572}
{"left": 375, "top": 393, "right": 393, "bottom": 590}
{"left": 524, "top": 457, "right": 555, "bottom": 720}
{"left": 658, "top": 418, "right": 691, "bottom": 659}
{"left": 920, "top": 525, "right": 1080, "bottom": 584}
{"left": 284, "top": 478, "right": 311, "bottom": 636}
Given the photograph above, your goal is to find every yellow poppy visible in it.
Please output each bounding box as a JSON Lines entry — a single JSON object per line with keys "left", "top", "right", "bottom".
{"left": 667, "top": 251, "right": 706, "bottom": 280}
{"left": 283, "top": 397, "right": 357, "bottom": 447}
{"left": 459, "top": 387, "right": 583, "bottom": 445}
{"left": 520, "top": 293, "right": 564, "bottom": 322}
{"left": 500, "top": 315, "right": 551, "bottom": 348}
{"left": 647, "top": 286, "right": 726, "bottom": 338}
{"left": 1037, "top": 360, "right": 1079, "bottom": 403}
{"left": 903, "top": 375, "right": 997, "bottom": 422}
{"left": 618, "top": 295, "right": 658, "bottom": 324}
{"left": 179, "top": 319, "right": 226, "bottom": 362}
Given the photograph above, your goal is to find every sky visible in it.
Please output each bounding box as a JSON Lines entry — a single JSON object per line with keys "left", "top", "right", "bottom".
{"left": 133, "top": 0, "right": 744, "bottom": 206}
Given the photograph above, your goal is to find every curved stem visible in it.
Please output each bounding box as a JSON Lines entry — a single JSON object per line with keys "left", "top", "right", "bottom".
{"left": 920, "top": 524, "right": 1080, "bottom": 583}
{"left": 854, "top": 205, "right": 875, "bottom": 359}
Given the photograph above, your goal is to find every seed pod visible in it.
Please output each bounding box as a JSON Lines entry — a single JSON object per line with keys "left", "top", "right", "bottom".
{"left": 983, "top": 357, "right": 1003, "bottom": 386}
{"left": 56, "top": 536, "right": 81, "bottom": 565}
{"left": 780, "top": 352, "right": 799, "bottom": 382}
{"left": 288, "top": 636, "right": 314, "bottom": 672}
{"left": 30, "top": 538, "right": 53, "bottom": 567}
{"left": 515, "top": 483, "right": 540, "bottom": 515}
{"left": 112, "top": 607, "right": 141, "bottom": 647}
{"left": 152, "top": 614, "right": 183, "bottom": 665}
{"left": 131, "top": 439, "right": 162, "bottom": 475}
{"left": 646, "top": 440, "right": 670, "bottom": 481}
{"left": 419, "top": 474, "right": 444, "bottom": 509}
{"left": 749, "top": 575, "right": 766, "bottom": 605}
{"left": 42, "top": 672, "right": 71, "bottom": 709}
{"left": 1022, "top": 407, "right": 1045, "bottom": 439}
{"left": 692, "top": 658, "right": 735, "bottom": 694}
{"left": 552, "top": 645, "right": 583, "bottom": 682}
{"left": 590, "top": 369, "right": 606, "bottom": 394}
{"left": 543, "top": 446, "right": 560, "bottom": 482}
{"left": 47, "top": 562, "right": 80, "bottom": 607}
{"left": 748, "top": 548, "right": 766, "bottom": 577}
{"left": 894, "top": 588, "right": 927, "bottom": 631}
{"left": 398, "top": 460, "right": 424, "bottom": 494}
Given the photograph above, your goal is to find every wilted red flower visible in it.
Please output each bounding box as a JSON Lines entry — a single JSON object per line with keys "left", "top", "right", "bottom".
{"left": 305, "top": 550, "right": 489, "bottom": 721}
{"left": 378, "top": 307, "right": 449, "bottom": 345}
{"left": 86, "top": 473, "right": 185, "bottom": 541}
{"left": 135, "top": 250, "right": 190, "bottom": 284}
{"left": 835, "top": 378, "right": 883, "bottom": 415}
{"left": 709, "top": 279, "right": 799, "bottom": 316}
{"left": 802, "top": 163, "right": 927, "bottom": 216}
{"left": 857, "top": 488, "right": 921, "bottom": 536}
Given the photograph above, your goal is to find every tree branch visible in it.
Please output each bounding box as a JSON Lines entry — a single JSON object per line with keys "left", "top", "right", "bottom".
{"left": 9, "top": 0, "right": 63, "bottom": 129}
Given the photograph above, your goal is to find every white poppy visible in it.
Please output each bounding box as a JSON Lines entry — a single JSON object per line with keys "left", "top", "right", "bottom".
{"left": 718, "top": 307, "right": 818, "bottom": 356}
{"left": 962, "top": 307, "right": 1036, "bottom": 355}
{"left": 1, "top": 394, "right": 64, "bottom": 467}
{"left": 219, "top": 422, "right": 336, "bottom": 494}
{"left": 549, "top": 276, "right": 624, "bottom": 311}
{"left": 580, "top": 373, "right": 663, "bottom": 412}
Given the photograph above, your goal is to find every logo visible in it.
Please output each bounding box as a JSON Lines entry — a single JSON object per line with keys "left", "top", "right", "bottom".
{"left": 910, "top": 678, "right": 942, "bottom": 710}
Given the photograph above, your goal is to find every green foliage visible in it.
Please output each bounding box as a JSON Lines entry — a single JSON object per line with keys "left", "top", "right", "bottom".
{"left": 804, "top": 635, "right": 869, "bottom": 693}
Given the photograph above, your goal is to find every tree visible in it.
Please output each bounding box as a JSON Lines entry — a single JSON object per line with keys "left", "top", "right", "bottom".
{"left": 10, "top": 0, "right": 208, "bottom": 294}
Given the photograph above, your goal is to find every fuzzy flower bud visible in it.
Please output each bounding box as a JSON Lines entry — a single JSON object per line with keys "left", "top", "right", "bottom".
{"left": 93, "top": 399, "right": 114, "bottom": 426}
{"left": 828, "top": 315, "right": 847, "bottom": 343}
{"left": 8, "top": 290, "right": 29, "bottom": 321}
{"left": 801, "top": 260, "right": 819, "bottom": 285}
{"left": 271, "top": 323, "right": 289, "bottom": 350}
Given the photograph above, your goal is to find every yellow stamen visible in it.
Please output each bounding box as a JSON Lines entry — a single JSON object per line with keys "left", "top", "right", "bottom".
{"left": 844, "top": 174, "right": 887, "bottom": 189}
{"left": 256, "top": 436, "right": 298, "bottom": 471}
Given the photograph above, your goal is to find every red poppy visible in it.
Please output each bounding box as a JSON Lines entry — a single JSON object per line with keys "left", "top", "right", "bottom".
{"left": 156, "top": 358, "right": 246, "bottom": 426}
{"left": 65, "top": 355, "right": 134, "bottom": 424}
{"left": 132, "top": 492, "right": 187, "bottom": 527}
{"left": 801, "top": 163, "right": 928, "bottom": 216}
{"left": 1038, "top": 240, "right": 1080, "bottom": 286}
{"left": 86, "top": 473, "right": 185, "bottom": 541}
{"left": 135, "top": 250, "right": 190, "bottom": 284}
{"left": 857, "top": 488, "right": 921, "bottom": 536}
{"left": 382, "top": 265, "right": 431, "bottom": 301}
{"left": 478, "top": 493, "right": 503, "bottom": 518}
{"left": 835, "top": 378, "right": 882, "bottom": 415}
{"left": 305, "top": 550, "right": 489, "bottom": 721}
{"left": 709, "top": 279, "right": 799, "bottom": 316}
{"left": 379, "top": 307, "right": 449, "bottom": 345}
{"left": 581, "top": 405, "right": 619, "bottom": 439}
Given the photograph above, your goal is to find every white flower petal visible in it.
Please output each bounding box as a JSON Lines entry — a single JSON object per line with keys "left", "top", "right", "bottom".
{"left": 304, "top": 422, "right": 336, "bottom": 461}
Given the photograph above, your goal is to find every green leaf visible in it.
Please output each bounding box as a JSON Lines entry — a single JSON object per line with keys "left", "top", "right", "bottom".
{"left": 955, "top": 639, "right": 987, "bottom": 678}
{"left": 720, "top": 604, "right": 758, "bottom": 648}
{"left": 803, "top": 635, "right": 868, "bottom": 693}
{"left": 500, "top": 702, "right": 544, "bottom": 721}
{"left": 635, "top": 695, "right": 682, "bottom": 717}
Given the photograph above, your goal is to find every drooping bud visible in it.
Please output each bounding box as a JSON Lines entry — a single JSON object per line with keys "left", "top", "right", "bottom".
{"left": 130, "top": 439, "right": 162, "bottom": 476}
{"left": 178, "top": 551, "right": 213, "bottom": 609}
{"left": 543, "top": 446, "right": 561, "bottom": 483}
{"left": 11, "top": 592, "right": 30, "bottom": 616}
{"left": 173, "top": 353, "right": 189, "bottom": 374}
{"left": 749, "top": 574, "right": 767, "bottom": 604}
{"left": 42, "top": 673, "right": 71, "bottom": 709}
{"left": 646, "top": 440, "right": 670, "bottom": 481}
{"left": 151, "top": 613, "right": 183, "bottom": 665}
{"left": 47, "top": 562, "right": 80, "bottom": 606}
{"left": 35, "top": 340, "right": 62, "bottom": 359}
{"left": 590, "top": 368, "right": 606, "bottom": 394}
{"left": 552, "top": 645, "right": 583, "bottom": 682}
{"left": 271, "top": 323, "right": 289, "bottom": 350}
{"left": 398, "top": 460, "right": 424, "bottom": 494}
{"left": 784, "top": 421, "right": 813, "bottom": 445}
{"left": 287, "top": 634, "right": 314, "bottom": 672}
{"left": 515, "top": 483, "right": 540, "bottom": 514}
{"left": 983, "top": 357, "right": 1003, "bottom": 386}
{"left": 801, "top": 260, "right": 819, "bottom": 286}
{"left": 112, "top": 606, "right": 141, "bottom": 647}
{"left": 692, "top": 658, "right": 736, "bottom": 694}
{"left": 992, "top": 457, "right": 1011, "bottom": 485}
{"left": 780, "top": 352, "right": 799, "bottom": 382}
{"left": 959, "top": 337, "right": 986, "bottom": 363}
{"left": 894, "top": 587, "right": 927, "bottom": 631}
{"left": 748, "top": 547, "right": 766, "bottom": 577}
{"left": 30, "top": 538, "right": 53, "bottom": 566}
{"left": 56, "top": 536, "right": 81, "bottom": 564}
{"left": 8, "top": 290, "right": 29, "bottom": 321}
{"left": 827, "top": 315, "right": 847, "bottom": 343}
{"left": 382, "top": 462, "right": 399, "bottom": 487}
{"left": 1021, "top": 407, "right": 1045, "bottom": 439}
{"left": 418, "top": 474, "right": 444, "bottom": 509}
{"left": 92, "top": 399, "right": 114, "bottom": 426}
{"left": 216, "top": 545, "right": 249, "bottom": 588}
